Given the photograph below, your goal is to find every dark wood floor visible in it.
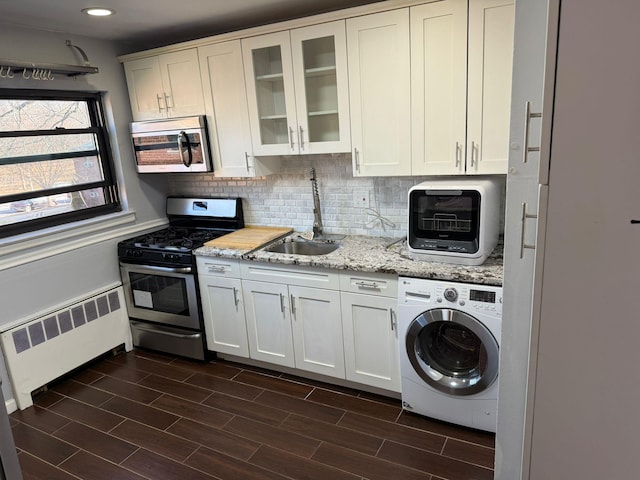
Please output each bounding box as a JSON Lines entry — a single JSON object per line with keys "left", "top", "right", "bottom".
{"left": 9, "top": 349, "right": 495, "bottom": 480}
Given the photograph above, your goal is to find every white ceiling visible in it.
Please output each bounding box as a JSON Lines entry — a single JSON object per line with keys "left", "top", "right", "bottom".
{"left": 0, "top": 0, "right": 384, "bottom": 52}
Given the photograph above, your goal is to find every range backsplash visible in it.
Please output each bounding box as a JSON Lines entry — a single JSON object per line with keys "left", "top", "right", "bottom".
{"left": 168, "top": 154, "right": 505, "bottom": 239}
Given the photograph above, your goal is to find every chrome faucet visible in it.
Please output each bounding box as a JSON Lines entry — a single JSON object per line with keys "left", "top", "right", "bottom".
{"left": 310, "top": 168, "right": 323, "bottom": 239}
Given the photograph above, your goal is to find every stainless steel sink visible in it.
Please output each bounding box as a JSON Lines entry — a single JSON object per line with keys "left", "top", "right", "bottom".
{"left": 265, "top": 240, "right": 339, "bottom": 256}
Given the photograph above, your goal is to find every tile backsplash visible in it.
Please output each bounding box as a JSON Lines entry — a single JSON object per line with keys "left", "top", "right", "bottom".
{"left": 169, "top": 154, "right": 505, "bottom": 239}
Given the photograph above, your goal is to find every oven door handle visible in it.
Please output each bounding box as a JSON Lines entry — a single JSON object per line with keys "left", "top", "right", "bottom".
{"left": 132, "top": 322, "right": 201, "bottom": 339}
{"left": 119, "top": 263, "right": 192, "bottom": 275}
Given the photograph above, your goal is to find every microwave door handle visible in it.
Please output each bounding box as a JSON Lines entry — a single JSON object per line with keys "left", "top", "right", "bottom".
{"left": 177, "top": 131, "right": 193, "bottom": 167}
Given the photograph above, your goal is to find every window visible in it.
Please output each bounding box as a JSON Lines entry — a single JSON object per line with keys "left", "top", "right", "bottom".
{"left": 0, "top": 89, "right": 121, "bottom": 238}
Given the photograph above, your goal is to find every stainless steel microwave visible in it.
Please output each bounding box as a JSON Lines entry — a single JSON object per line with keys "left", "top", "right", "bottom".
{"left": 130, "top": 115, "right": 213, "bottom": 173}
{"left": 407, "top": 179, "right": 501, "bottom": 265}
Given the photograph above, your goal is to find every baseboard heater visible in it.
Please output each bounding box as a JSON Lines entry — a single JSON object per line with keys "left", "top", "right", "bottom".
{"left": 0, "top": 286, "right": 133, "bottom": 410}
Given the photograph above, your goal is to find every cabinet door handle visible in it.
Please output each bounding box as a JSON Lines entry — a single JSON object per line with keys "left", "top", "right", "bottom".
{"left": 299, "top": 126, "right": 304, "bottom": 151}
{"left": 290, "top": 294, "right": 296, "bottom": 318}
{"left": 233, "top": 287, "right": 240, "bottom": 309}
{"left": 289, "top": 126, "right": 296, "bottom": 151}
{"left": 470, "top": 141, "right": 479, "bottom": 167}
{"left": 207, "top": 265, "right": 226, "bottom": 273}
{"left": 390, "top": 308, "right": 397, "bottom": 332}
{"left": 520, "top": 202, "right": 538, "bottom": 258}
{"left": 523, "top": 101, "right": 542, "bottom": 163}
{"left": 354, "top": 148, "right": 360, "bottom": 174}
{"left": 455, "top": 142, "right": 462, "bottom": 167}
{"left": 164, "top": 92, "right": 173, "bottom": 110}
{"left": 156, "top": 94, "right": 165, "bottom": 113}
{"left": 244, "top": 152, "right": 252, "bottom": 173}
{"left": 355, "top": 281, "right": 379, "bottom": 290}
{"left": 279, "top": 293, "right": 286, "bottom": 313}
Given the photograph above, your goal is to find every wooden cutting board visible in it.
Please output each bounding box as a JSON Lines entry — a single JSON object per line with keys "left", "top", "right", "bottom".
{"left": 204, "top": 226, "right": 293, "bottom": 250}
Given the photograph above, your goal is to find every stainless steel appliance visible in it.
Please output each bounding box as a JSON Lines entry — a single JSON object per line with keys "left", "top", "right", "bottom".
{"left": 130, "top": 115, "right": 213, "bottom": 173}
{"left": 118, "top": 197, "right": 244, "bottom": 360}
{"left": 407, "top": 178, "right": 501, "bottom": 265}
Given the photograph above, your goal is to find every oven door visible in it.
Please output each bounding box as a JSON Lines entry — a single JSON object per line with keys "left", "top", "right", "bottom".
{"left": 119, "top": 262, "right": 200, "bottom": 330}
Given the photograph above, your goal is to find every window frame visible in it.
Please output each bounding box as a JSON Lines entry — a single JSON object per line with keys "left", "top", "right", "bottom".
{"left": 0, "top": 89, "right": 121, "bottom": 238}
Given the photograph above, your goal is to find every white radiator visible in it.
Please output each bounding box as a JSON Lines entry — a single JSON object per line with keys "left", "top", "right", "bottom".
{"left": 0, "top": 286, "right": 133, "bottom": 410}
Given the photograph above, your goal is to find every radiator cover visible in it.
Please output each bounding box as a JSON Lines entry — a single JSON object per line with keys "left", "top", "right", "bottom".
{"left": 0, "top": 286, "right": 133, "bottom": 410}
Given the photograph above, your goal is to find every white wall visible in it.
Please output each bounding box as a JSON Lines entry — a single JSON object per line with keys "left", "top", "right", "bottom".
{"left": 0, "top": 25, "right": 169, "bottom": 402}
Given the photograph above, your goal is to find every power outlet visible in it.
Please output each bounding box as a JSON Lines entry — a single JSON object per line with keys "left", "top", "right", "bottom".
{"left": 353, "top": 190, "right": 369, "bottom": 208}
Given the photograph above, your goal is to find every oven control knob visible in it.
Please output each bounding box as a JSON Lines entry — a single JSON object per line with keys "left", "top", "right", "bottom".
{"left": 443, "top": 287, "right": 458, "bottom": 302}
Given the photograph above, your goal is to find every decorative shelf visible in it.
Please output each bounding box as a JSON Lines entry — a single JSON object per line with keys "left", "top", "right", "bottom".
{"left": 0, "top": 41, "right": 99, "bottom": 79}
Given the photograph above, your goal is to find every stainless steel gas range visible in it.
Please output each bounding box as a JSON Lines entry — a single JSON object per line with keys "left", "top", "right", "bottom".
{"left": 118, "top": 197, "right": 244, "bottom": 360}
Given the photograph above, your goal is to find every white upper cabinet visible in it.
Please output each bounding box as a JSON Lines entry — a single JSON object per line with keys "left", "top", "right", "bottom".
{"left": 467, "top": 0, "right": 515, "bottom": 174}
{"left": 242, "top": 21, "right": 351, "bottom": 156}
{"left": 411, "top": 0, "right": 514, "bottom": 175}
{"left": 347, "top": 9, "right": 412, "bottom": 176}
{"left": 124, "top": 49, "right": 205, "bottom": 121}
{"left": 410, "top": 0, "right": 467, "bottom": 175}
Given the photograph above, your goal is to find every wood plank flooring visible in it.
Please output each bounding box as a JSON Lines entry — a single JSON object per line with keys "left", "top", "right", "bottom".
{"left": 10, "top": 349, "right": 495, "bottom": 480}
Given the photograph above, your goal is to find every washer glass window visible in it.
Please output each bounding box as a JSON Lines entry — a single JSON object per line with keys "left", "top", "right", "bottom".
{"left": 406, "top": 308, "right": 498, "bottom": 396}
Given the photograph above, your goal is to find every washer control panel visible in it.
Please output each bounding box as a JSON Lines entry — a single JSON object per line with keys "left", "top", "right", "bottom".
{"left": 434, "top": 283, "right": 502, "bottom": 316}
{"left": 398, "top": 278, "right": 503, "bottom": 317}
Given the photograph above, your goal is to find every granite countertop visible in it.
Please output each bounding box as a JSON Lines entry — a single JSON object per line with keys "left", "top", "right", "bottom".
{"left": 195, "top": 234, "right": 504, "bottom": 286}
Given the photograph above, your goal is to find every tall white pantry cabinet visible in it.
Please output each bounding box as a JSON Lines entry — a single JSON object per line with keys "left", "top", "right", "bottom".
{"left": 500, "top": 0, "right": 640, "bottom": 479}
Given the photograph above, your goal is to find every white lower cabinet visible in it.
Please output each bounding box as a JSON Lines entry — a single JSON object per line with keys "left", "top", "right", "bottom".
{"left": 196, "top": 258, "right": 249, "bottom": 357}
{"left": 242, "top": 279, "right": 296, "bottom": 368}
{"left": 289, "top": 285, "right": 344, "bottom": 378}
{"left": 241, "top": 262, "right": 344, "bottom": 378}
{"left": 198, "top": 259, "right": 401, "bottom": 392}
{"left": 340, "top": 272, "right": 400, "bottom": 392}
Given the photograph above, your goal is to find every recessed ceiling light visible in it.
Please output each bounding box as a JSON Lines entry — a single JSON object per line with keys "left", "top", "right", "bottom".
{"left": 82, "top": 7, "right": 115, "bottom": 17}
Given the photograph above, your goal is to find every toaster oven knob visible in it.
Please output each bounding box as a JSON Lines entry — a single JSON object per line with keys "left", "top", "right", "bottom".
{"left": 443, "top": 287, "right": 458, "bottom": 303}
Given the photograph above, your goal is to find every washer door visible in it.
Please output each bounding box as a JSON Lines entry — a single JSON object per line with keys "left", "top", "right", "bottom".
{"left": 406, "top": 308, "right": 499, "bottom": 396}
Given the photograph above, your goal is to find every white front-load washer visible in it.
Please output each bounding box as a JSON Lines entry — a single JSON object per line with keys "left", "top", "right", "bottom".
{"left": 398, "top": 277, "right": 502, "bottom": 432}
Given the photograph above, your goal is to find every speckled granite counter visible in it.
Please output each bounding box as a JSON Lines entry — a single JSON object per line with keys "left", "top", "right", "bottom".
{"left": 195, "top": 234, "right": 503, "bottom": 286}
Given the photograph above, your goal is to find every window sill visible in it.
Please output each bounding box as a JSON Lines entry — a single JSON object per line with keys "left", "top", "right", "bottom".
{"left": 0, "top": 210, "right": 164, "bottom": 271}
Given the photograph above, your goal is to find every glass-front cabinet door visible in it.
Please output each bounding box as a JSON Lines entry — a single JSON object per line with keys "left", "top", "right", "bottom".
{"left": 242, "top": 21, "right": 350, "bottom": 156}
{"left": 243, "top": 31, "right": 298, "bottom": 155}
{"left": 290, "top": 21, "right": 351, "bottom": 154}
